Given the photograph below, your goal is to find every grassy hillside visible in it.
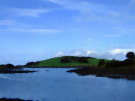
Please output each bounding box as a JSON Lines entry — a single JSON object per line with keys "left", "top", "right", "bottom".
{"left": 33, "top": 56, "right": 110, "bottom": 67}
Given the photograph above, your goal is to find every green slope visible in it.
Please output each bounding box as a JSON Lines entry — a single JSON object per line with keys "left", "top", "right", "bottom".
{"left": 34, "top": 57, "right": 110, "bottom": 67}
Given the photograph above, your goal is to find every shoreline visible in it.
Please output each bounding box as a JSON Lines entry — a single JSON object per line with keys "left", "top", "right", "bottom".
{"left": 0, "top": 98, "right": 33, "bottom": 101}
{"left": 1, "top": 66, "right": 135, "bottom": 80}
{"left": 67, "top": 67, "right": 135, "bottom": 80}
{"left": 27, "top": 66, "right": 91, "bottom": 68}
{"left": 0, "top": 69, "right": 36, "bottom": 74}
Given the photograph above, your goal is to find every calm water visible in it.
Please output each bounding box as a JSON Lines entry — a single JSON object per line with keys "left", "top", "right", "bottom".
{"left": 0, "top": 68, "right": 135, "bottom": 101}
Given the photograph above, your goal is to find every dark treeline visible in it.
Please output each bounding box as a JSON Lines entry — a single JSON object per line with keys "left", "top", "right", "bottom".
{"left": 0, "top": 64, "right": 14, "bottom": 69}
{"left": 68, "top": 52, "right": 135, "bottom": 80}
{"left": 0, "top": 98, "right": 33, "bottom": 101}
{"left": 60, "top": 56, "right": 94, "bottom": 63}
{"left": 105, "top": 59, "right": 135, "bottom": 68}
{"left": 98, "top": 59, "right": 106, "bottom": 67}
{"left": 98, "top": 52, "right": 135, "bottom": 68}
{"left": 25, "top": 61, "right": 40, "bottom": 67}
{"left": 67, "top": 67, "right": 135, "bottom": 80}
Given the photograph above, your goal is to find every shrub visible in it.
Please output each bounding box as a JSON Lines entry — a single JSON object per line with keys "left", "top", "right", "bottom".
{"left": 126, "top": 52, "right": 135, "bottom": 59}
{"left": 61, "top": 56, "right": 88, "bottom": 63}
{"left": 122, "top": 59, "right": 134, "bottom": 66}
{"left": 78, "top": 57, "right": 88, "bottom": 63}
{"left": 105, "top": 60, "right": 121, "bottom": 68}
{"left": 105, "top": 59, "right": 135, "bottom": 68}
{"left": 98, "top": 59, "right": 105, "bottom": 67}
{"left": 7, "top": 64, "right": 14, "bottom": 68}
{"left": 26, "top": 62, "right": 40, "bottom": 66}
{"left": 61, "top": 58, "right": 71, "bottom": 63}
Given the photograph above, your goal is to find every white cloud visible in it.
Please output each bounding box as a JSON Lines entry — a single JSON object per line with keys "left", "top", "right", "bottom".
{"left": 5, "top": 7, "right": 49, "bottom": 17}
{"left": 86, "top": 50, "right": 95, "bottom": 55}
{"left": 43, "top": 0, "right": 123, "bottom": 23}
{"left": 43, "top": 0, "right": 135, "bottom": 32}
{"left": 56, "top": 51, "right": 65, "bottom": 57}
{"left": 55, "top": 49, "right": 96, "bottom": 57}
{"left": 0, "top": 28, "right": 61, "bottom": 34}
{"left": 55, "top": 48, "right": 135, "bottom": 60}
{"left": 41, "top": 0, "right": 135, "bottom": 39}
{"left": 109, "top": 49, "right": 135, "bottom": 55}
{"left": 109, "top": 49, "right": 123, "bottom": 55}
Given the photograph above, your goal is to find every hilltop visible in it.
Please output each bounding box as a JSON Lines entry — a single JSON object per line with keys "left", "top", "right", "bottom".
{"left": 26, "top": 56, "right": 110, "bottom": 67}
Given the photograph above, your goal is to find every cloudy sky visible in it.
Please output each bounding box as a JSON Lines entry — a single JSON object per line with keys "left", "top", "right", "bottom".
{"left": 0, "top": 0, "right": 135, "bottom": 65}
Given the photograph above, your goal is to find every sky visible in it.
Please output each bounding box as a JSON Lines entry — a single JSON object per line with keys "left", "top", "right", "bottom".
{"left": 0, "top": 0, "right": 135, "bottom": 65}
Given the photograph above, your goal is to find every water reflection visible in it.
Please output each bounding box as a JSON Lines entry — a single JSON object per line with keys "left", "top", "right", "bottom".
{"left": 0, "top": 68, "right": 135, "bottom": 101}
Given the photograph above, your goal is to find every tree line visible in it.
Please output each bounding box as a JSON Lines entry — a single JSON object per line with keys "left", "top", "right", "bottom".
{"left": 98, "top": 52, "right": 135, "bottom": 68}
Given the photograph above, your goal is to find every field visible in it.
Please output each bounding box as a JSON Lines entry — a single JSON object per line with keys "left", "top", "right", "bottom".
{"left": 34, "top": 57, "right": 110, "bottom": 67}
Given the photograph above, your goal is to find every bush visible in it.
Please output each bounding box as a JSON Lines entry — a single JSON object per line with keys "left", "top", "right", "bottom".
{"left": 105, "top": 60, "right": 121, "bottom": 68}
{"left": 126, "top": 52, "right": 135, "bottom": 59}
{"left": 122, "top": 59, "right": 135, "bottom": 66}
{"left": 7, "top": 64, "right": 14, "bottom": 68}
{"left": 98, "top": 59, "right": 105, "bottom": 67}
{"left": 26, "top": 61, "right": 40, "bottom": 66}
{"left": 0, "top": 64, "right": 14, "bottom": 69}
{"left": 61, "top": 58, "right": 71, "bottom": 63}
{"left": 61, "top": 56, "right": 88, "bottom": 63}
{"left": 105, "top": 59, "right": 135, "bottom": 68}
{"left": 78, "top": 57, "right": 88, "bottom": 63}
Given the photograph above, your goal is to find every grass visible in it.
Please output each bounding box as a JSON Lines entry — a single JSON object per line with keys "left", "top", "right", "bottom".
{"left": 34, "top": 57, "right": 110, "bottom": 67}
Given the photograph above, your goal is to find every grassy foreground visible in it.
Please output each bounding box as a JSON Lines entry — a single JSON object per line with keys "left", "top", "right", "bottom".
{"left": 33, "top": 56, "right": 110, "bottom": 67}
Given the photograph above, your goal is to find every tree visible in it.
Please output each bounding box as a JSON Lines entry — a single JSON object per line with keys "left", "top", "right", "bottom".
{"left": 98, "top": 59, "right": 105, "bottom": 67}
{"left": 126, "top": 52, "right": 135, "bottom": 59}
{"left": 105, "top": 60, "right": 120, "bottom": 68}
{"left": 26, "top": 62, "right": 40, "bottom": 66}
{"left": 61, "top": 57, "right": 71, "bottom": 63}
{"left": 78, "top": 57, "right": 88, "bottom": 63}
{"left": 7, "top": 64, "right": 14, "bottom": 68}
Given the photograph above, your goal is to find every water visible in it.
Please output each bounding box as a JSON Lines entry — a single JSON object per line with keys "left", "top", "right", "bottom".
{"left": 0, "top": 68, "right": 135, "bottom": 101}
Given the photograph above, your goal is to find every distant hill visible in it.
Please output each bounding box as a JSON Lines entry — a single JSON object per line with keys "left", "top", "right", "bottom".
{"left": 31, "top": 56, "right": 110, "bottom": 67}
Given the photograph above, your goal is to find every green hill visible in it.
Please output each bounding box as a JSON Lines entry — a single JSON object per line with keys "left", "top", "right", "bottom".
{"left": 33, "top": 56, "right": 110, "bottom": 67}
